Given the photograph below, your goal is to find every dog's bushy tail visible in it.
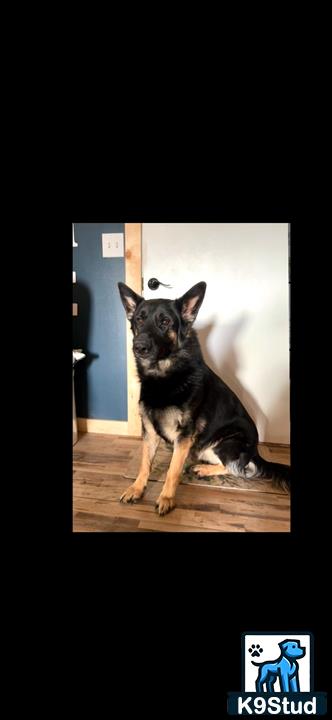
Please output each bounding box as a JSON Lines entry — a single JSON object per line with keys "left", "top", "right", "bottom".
{"left": 245, "top": 454, "right": 290, "bottom": 491}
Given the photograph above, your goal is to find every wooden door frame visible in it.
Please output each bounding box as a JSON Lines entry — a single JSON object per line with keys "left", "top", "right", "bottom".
{"left": 77, "top": 223, "right": 142, "bottom": 438}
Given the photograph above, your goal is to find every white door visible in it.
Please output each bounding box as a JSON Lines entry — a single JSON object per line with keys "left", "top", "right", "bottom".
{"left": 142, "top": 223, "right": 289, "bottom": 444}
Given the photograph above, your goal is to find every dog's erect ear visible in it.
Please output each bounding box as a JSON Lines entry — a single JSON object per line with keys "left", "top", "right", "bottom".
{"left": 118, "top": 282, "right": 144, "bottom": 320}
{"left": 279, "top": 640, "right": 290, "bottom": 650}
{"left": 176, "top": 282, "right": 206, "bottom": 323}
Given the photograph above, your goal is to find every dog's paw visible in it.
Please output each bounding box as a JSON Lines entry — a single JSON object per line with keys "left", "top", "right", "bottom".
{"left": 120, "top": 483, "right": 145, "bottom": 503}
{"left": 248, "top": 644, "right": 263, "bottom": 657}
{"left": 192, "top": 464, "right": 211, "bottom": 477}
{"left": 191, "top": 465, "right": 208, "bottom": 477}
{"left": 155, "top": 494, "right": 175, "bottom": 516}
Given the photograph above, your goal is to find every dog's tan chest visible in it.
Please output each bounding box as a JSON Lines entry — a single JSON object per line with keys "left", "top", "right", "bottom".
{"left": 153, "top": 406, "right": 183, "bottom": 442}
{"left": 140, "top": 402, "right": 192, "bottom": 443}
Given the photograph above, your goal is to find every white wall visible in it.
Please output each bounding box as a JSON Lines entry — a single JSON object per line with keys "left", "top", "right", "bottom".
{"left": 142, "top": 223, "right": 290, "bottom": 444}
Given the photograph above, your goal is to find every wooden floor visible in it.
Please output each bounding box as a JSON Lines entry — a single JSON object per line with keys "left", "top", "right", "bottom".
{"left": 73, "top": 433, "right": 290, "bottom": 533}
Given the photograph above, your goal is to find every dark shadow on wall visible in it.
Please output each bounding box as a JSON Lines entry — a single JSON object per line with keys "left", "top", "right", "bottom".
{"left": 73, "top": 281, "right": 99, "bottom": 418}
{"left": 197, "top": 316, "right": 268, "bottom": 442}
{"left": 264, "top": 385, "right": 290, "bottom": 445}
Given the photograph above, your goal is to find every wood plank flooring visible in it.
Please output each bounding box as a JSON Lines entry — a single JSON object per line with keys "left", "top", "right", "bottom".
{"left": 73, "top": 433, "right": 290, "bottom": 533}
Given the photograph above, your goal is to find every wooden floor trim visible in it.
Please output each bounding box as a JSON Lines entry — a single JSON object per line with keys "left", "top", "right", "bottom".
{"left": 77, "top": 418, "right": 131, "bottom": 435}
{"left": 124, "top": 223, "right": 142, "bottom": 437}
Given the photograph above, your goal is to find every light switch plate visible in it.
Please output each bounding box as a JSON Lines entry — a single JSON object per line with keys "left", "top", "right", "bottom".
{"left": 102, "top": 233, "right": 124, "bottom": 258}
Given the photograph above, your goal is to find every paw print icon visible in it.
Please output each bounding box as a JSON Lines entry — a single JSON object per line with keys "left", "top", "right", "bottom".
{"left": 248, "top": 644, "right": 263, "bottom": 658}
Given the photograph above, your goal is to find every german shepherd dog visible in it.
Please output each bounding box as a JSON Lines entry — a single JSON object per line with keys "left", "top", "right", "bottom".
{"left": 118, "top": 281, "right": 290, "bottom": 515}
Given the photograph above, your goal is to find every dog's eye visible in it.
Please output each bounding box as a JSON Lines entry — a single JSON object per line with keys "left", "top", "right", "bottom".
{"left": 160, "top": 317, "right": 170, "bottom": 327}
{"left": 136, "top": 316, "right": 145, "bottom": 326}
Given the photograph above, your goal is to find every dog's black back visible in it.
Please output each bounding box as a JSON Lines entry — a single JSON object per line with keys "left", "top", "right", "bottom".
{"left": 118, "top": 281, "right": 290, "bottom": 487}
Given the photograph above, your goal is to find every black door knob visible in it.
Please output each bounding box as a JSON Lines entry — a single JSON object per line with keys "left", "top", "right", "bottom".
{"left": 148, "top": 277, "right": 172, "bottom": 290}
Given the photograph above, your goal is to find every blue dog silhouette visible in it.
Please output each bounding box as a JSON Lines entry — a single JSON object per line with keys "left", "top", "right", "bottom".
{"left": 252, "top": 639, "right": 306, "bottom": 692}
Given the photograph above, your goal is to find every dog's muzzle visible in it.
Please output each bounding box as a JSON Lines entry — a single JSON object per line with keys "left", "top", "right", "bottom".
{"left": 133, "top": 334, "right": 153, "bottom": 358}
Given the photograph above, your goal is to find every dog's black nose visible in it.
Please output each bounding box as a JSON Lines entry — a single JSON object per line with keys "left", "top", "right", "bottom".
{"left": 133, "top": 335, "right": 152, "bottom": 357}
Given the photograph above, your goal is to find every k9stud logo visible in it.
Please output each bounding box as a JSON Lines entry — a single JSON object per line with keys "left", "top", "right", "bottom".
{"left": 227, "top": 632, "right": 327, "bottom": 715}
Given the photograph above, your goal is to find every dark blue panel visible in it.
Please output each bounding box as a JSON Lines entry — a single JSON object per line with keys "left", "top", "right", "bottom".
{"left": 73, "top": 223, "right": 127, "bottom": 420}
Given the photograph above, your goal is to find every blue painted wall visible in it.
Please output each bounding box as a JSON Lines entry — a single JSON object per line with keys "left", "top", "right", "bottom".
{"left": 73, "top": 223, "right": 127, "bottom": 420}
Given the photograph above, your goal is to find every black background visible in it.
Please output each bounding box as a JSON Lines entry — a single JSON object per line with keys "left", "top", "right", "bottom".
{"left": 41, "top": 170, "right": 328, "bottom": 714}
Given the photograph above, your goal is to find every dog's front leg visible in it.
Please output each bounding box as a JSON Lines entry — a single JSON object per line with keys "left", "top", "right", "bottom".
{"left": 120, "top": 423, "right": 159, "bottom": 504}
{"left": 280, "top": 675, "right": 290, "bottom": 692}
{"left": 156, "top": 437, "right": 192, "bottom": 515}
{"left": 289, "top": 675, "right": 298, "bottom": 692}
